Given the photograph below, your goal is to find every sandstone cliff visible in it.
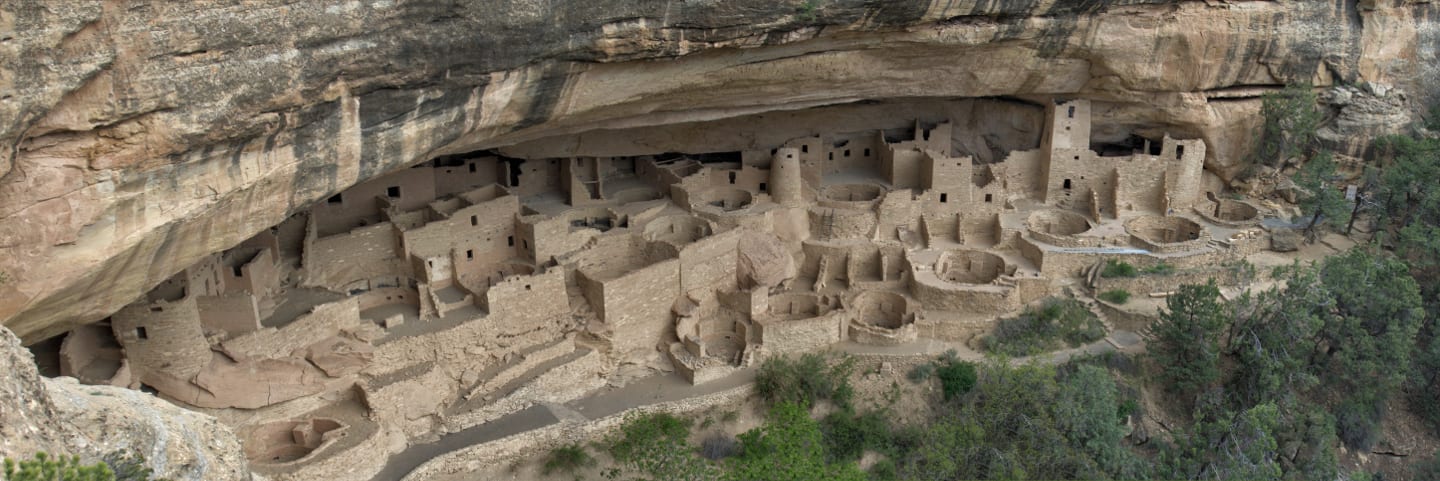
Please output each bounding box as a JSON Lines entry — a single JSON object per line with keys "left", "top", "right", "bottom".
{"left": 1, "top": 0, "right": 1437, "bottom": 341}
{"left": 0, "top": 326, "right": 249, "bottom": 480}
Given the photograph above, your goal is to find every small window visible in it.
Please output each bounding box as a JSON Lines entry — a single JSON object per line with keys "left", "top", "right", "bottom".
{"left": 864, "top": 148, "right": 871, "bottom": 157}
{"left": 149, "top": 306, "right": 163, "bottom": 313}
{"left": 1176, "top": 145, "right": 1185, "bottom": 159}
{"left": 135, "top": 327, "right": 148, "bottom": 340}
{"left": 508, "top": 236, "right": 514, "bottom": 247}
{"left": 1067, "top": 106, "right": 1076, "bottom": 118}
{"left": 469, "top": 163, "right": 477, "bottom": 173}
{"left": 984, "top": 194, "right": 993, "bottom": 203}
{"left": 940, "top": 193, "right": 948, "bottom": 203}
{"left": 466, "top": 250, "right": 473, "bottom": 260}
{"left": 232, "top": 266, "right": 244, "bottom": 277}
{"left": 771, "top": 148, "right": 777, "bottom": 155}
{"left": 522, "top": 239, "right": 529, "bottom": 250}
{"left": 728, "top": 172, "right": 737, "bottom": 184}
{"left": 759, "top": 182, "right": 767, "bottom": 192}
{"left": 801, "top": 145, "right": 808, "bottom": 153}
{"left": 471, "top": 215, "right": 478, "bottom": 226}
{"left": 1063, "top": 179, "right": 1072, "bottom": 190}
{"left": 327, "top": 194, "right": 343, "bottom": 204}
{"left": 844, "top": 149, "right": 851, "bottom": 157}
{"left": 828, "top": 152, "right": 834, "bottom": 160}
{"left": 525, "top": 284, "right": 532, "bottom": 291}
{"left": 386, "top": 186, "right": 401, "bottom": 198}
{"left": 428, "top": 260, "right": 433, "bottom": 267}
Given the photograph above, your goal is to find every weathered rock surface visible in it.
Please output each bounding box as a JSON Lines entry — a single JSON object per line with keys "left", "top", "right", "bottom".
{"left": 0, "top": 326, "right": 249, "bottom": 481}
{"left": 2, "top": 0, "right": 1438, "bottom": 341}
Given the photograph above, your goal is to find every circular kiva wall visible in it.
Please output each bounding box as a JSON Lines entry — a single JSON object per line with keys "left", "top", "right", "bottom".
{"left": 1197, "top": 199, "right": 1260, "bottom": 226}
{"left": 852, "top": 291, "right": 912, "bottom": 329}
{"left": 1028, "top": 209, "right": 1090, "bottom": 236}
{"left": 701, "top": 333, "right": 743, "bottom": 361}
{"left": 701, "top": 188, "right": 753, "bottom": 212}
{"left": 1026, "top": 209, "right": 1100, "bottom": 247}
{"left": 822, "top": 183, "right": 883, "bottom": 202}
{"left": 244, "top": 418, "right": 346, "bottom": 465}
{"left": 768, "top": 292, "right": 822, "bottom": 320}
{"left": 1213, "top": 200, "right": 1258, "bottom": 222}
{"left": 936, "top": 249, "right": 1007, "bottom": 285}
{"left": 1125, "top": 215, "right": 1210, "bottom": 252}
{"left": 644, "top": 215, "right": 712, "bottom": 245}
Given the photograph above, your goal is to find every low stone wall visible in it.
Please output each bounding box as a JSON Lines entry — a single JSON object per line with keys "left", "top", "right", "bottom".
{"left": 1093, "top": 266, "right": 1249, "bottom": 294}
{"left": 404, "top": 383, "right": 755, "bottom": 481}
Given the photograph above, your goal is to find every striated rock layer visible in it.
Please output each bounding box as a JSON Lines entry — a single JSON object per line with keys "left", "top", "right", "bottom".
{"left": 1, "top": 0, "right": 1437, "bottom": 341}
{"left": 0, "top": 326, "right": 249, "bottom": 480}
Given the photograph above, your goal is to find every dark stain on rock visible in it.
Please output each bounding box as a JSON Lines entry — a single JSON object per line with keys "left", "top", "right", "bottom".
{"left": 515, "top": 62, "right": 572, "bottom": 131}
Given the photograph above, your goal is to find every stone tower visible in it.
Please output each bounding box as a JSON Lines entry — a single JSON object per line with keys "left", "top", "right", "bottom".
{"left": 769, "top": 147, "right": 804, "bottom": 207}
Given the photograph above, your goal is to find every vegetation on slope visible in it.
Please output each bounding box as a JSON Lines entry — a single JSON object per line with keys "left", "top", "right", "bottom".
{"left": 981, "top": 297, "right": 1105, "bottom": 357}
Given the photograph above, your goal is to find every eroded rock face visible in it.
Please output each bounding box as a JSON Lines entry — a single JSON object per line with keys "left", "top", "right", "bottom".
{"left": 1, "top": 0, "right": 1438, "bottom": 341}
{"left": 0, "top": 326, "right": 249, "bottom": 480}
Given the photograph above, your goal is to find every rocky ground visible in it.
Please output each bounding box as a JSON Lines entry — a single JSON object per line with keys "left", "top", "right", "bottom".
{"left": 0, "top": 326, "right": 249, "bottom": 481}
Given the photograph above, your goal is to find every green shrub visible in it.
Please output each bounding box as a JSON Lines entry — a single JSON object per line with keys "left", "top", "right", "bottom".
{"left": 755, "top": 352, "right": 856, "bottom": 410}
{"left": 542, "top": 443, "right": 594, "bottom": 475}
{"left": 605, "top": 412, "right": 717, "bottom": 481}
{"left": 1141, "top": 262, "right": 1175, "bottom": 275}
{"left": 867, "top": 458, "right": 898, "bottom": 481}
{"left": 1098, "top": 289, "right": 1131, "bottom": 304}
{"left": 905, "top": 363, "right": 934, "bottom": 383}
{"left": 982, "top": 298, "right": 1105, "bottom": 356}
{"left": 3, "top": 452, "right": 115, "bottom": 481}
{"left": 821, "top": 409, "right": 892, "bottom": 462}
{"left": 1101, "top": 259, "right": 1137, "bottom": 278}
{"left": 935, "top": 359, "right": 978, "bottom": 401}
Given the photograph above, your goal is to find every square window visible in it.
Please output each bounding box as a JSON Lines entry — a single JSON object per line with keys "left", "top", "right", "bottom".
{"left": 940, "top": 193, "right": 948, "bottom": 203}
{"left": 985, "top": 194, "right": 993, "bottom": 203}
{"left": 466, "top": 250, "right": 473, "bottom": 260}
{"left": 135, "top": 327, "right": 148, "bottom": 340}
{"left": 386, "top": 186, "right": 401, "bottom": 198}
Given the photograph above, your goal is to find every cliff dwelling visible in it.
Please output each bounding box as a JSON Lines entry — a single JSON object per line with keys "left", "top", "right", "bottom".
{"left": 12, "top": 96, "right": 1304, "bottom": 480}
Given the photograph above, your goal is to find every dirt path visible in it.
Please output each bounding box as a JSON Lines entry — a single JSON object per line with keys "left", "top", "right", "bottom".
{"left": 374, "top": 330, "right": 1141, "bottom": 481}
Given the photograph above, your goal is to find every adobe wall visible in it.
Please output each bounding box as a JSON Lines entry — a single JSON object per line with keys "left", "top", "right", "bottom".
{"left": 362, "top": 362, "right": 454, "bottom": 439}
{"left": 402, "top": 194, "right": 519, "bottom": 261}
{"left": 600, "top": 258, "right": 681, "bottom": 356}
{"left": 920, "top": 149, "right": 973, "bottom": 204}
{"left": 312, "top": 166, "right": 436, "bottom": 237}
{"left": 1113, "top": 156, "right": 1167, "bottom": 214}
{"left": 910, "top": 280, "right": 1015, "bottom": 313}
{"left": 756, "top": 311, "right": 844, "bottom": 354}
{"left": 219, "top": 298, "right": 361, "bottom": 363}
{"left": 521, "top": 215, "right": 595, "bottom": 265}
{"left": 196, "top": 294, "right": 262, "bottom": 338}
{"left": 58, "top": 323, "right": 126, "bottom": 385}
{"left": 356, "top": 287, "right": 420, "bottom": 311}
{"left": 677, "top": 229, "right": 741, "bottom": 293}
{"left": 187, "top": 253, "right": 228, "bottom": 298}
{"left": 507, "top": 158, "right": 562, "bottom": 197}
{"left": 112, "top": 296, "right": 211, "bottom": 381}
{"left": 997, "top": 149, "right": 1046, "bottom": 200}
{"left": 808, "top": 206, "right": 876, "bottom": 241}
{"left": 303, "top": 222, "right": 407, "bottom": 291}
{"left": 485, "top": 269, "right": 570, "bottom": 336}
{"left": 434, "top": 157, "right": 501, "bottom": 197}
{"left": 1162, "top": 136, "right": 1207, "bottom": 211}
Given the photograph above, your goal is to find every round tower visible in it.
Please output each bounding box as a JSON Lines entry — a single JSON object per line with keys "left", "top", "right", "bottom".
{"left": 769, "top": 147, "right": 804, "bottom": 207}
